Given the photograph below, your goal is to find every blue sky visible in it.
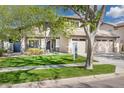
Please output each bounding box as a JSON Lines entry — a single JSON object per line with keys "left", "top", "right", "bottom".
{"left": 103, "top": 5, "right": 123, "bottom": 24}
{"left": 58, "top": 5, "right": 124, "bottom": 24}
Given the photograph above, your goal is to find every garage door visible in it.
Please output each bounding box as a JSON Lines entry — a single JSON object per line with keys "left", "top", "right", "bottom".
{"left": 94, "top": 40, "right": 114, "bottom": 53}
{"left": 72, "top": 39, "right": 86, "bottom": 55}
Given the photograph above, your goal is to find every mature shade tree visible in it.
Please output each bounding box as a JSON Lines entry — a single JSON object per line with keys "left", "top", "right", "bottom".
{"left": 68, "top": 5, "right": 106, "bottom": 69}
{"left": 0, "top": 5, "right": 74, "bottom": 53}
{"left": 7, "top": 6, "right": 34, "bottom": 53}
{"left": 0, "top": 6, "right": 58, "bottom": 53}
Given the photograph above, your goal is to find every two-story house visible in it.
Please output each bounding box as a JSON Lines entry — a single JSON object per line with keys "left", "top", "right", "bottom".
{"left": 20, "top": 16, "right": 120, "bottom": 55}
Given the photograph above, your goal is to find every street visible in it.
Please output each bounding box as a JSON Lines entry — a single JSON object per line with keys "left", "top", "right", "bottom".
{"left": 53, "top": 76, "right": 124, "bottom": 88}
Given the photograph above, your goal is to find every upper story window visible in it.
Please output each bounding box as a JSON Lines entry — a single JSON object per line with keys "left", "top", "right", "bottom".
{"left": 114, "top": 27, "right": 118, "bottom": 30}
{"left": 108, "top": 29, "right": 112, "bottom": 32}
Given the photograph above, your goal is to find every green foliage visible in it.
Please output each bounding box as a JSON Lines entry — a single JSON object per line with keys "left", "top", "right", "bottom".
{"left": 0, "top": 48, "right": 6, "bottom": 57}
{"left": 0, "top": 6, "right": 59, "bottom": 41}
{"left": 0, "top": 6, "right": 74, "bottom": 42}
{"left": 0, "top": 54, "right": 86, "bottom": 67}
{"left": 50, "top": 17, "right": 75, "bottom": 38}
{"left": 0, "top": 64, "right": 115, "bottom": 84}
{"left": 0, "top": 49, "right": 3, "bottom": 57}
{"left": 69, "top": 5, "right": 103, "bottom": 32}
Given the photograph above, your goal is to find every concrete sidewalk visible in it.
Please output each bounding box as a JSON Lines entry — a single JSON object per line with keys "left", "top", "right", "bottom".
{"left": 0, "top": 61, "right": 122, "bottom": 73}
{"left": 0, "top": 63, "right": 84, "bottom": 72}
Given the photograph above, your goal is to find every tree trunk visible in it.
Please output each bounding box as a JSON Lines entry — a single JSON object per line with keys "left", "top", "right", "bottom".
{"left": 84, "top": 5, "right": 106, "bottom": 69}
{"left": 85, "top": 34, "right": 95, "bottom": 69}
{"left": 85, "top": 39, "right": 93, "bottom": 69}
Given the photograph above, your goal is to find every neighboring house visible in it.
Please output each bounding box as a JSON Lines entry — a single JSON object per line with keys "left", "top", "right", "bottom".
{"left": 2, "top": 15, "right": 124, "bottom": 55}
{"left": 100, "top": 22, "right": 124, "bottom": 53}
{"left": 114, "top": 23, "right": 124, "bottom": 52}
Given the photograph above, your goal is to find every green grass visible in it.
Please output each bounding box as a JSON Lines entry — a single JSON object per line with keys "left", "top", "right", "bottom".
{"left": 0, "top": 54, "right": 86, "bottom": 68}
{"left": 0, "top": 64, "right": 115, "bottom": 84}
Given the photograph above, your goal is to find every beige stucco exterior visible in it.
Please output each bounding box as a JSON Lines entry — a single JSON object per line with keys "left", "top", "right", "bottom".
{"left": 23, "top": 22, "right": 119, "bottom": 55}
{"left": 100, "top": 23, "right": 115, "bottom": 31}
{"left": 114, "top": 26, "right": 124, "bottom": 52}
{"left": 59, "top": 36, "right": 69, "bottom": 53}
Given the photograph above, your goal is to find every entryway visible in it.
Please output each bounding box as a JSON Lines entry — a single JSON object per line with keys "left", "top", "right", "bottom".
{"left": 46, "top": 39, "right": 56, "bottom": 52}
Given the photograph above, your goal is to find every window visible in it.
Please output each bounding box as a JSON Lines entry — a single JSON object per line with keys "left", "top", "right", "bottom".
{"left": 80, "top": 39, "right": 86, "bottom": 41}
{"left": 29, "top": 40, "right": 39, "bottom": 48}
{"left": 114, "top": 27, "right": 118, "bottom": 30}
{"left": 72, "top": 39, "right": 86, "bottom": 41}
{"left": 108, "top": 29, "right": 112, "bottom": 32}
{"left": 72, "top": 39, "right": 78, "bottom": 41}
{"left": 96, "top": 40, "right": 101, "bottom": 41}
{"left": 56, "top": 39, "right": 60, "bottom": 47}
{"left": 41, "top": 39, "right": 45, "bottom": 48}
{"left": 102, "top": 40, "right": 107, "bottom": 41}
{"left": 109, "top": 40, "right": 113, "bottom": 42}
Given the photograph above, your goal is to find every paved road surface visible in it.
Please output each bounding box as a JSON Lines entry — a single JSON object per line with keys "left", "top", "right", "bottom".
{"left": 53, "top": 76, "right": 124, "bottom": 88}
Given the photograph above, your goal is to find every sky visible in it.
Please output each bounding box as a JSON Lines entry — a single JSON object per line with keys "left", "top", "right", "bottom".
{"left": 104, "top": 5, "right": 124, "bottom": 24}
{"left": 58, "top": 5, "right": 124, "bottom": 24}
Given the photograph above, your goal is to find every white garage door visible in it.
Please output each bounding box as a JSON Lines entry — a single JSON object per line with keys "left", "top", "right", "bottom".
{"left": 72, "top": 39, "right": 86, "bottom": 55}
{"left": 94, "top": 40, "right": 114, "bottom": 53}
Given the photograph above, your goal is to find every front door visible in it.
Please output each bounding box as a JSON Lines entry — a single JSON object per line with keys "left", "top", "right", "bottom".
{"left": 46, "top": 39, "right": 56, "bottom": 52}
{"left": 46, "top": 41, "right": 50, "bottom": 50}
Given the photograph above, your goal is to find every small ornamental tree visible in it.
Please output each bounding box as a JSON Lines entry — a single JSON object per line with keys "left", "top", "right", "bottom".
{"left": 28, "top": 6, "right": 57, "bottom": 51}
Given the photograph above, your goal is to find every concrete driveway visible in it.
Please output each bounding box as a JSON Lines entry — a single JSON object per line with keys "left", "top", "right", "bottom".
{"left": 94, "top": 53, "right": 124, "bottom": 73}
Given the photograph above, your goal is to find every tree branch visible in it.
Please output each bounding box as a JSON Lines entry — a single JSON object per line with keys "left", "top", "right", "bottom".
{"left": 91, "top": 5, "right": 106, "bottom": 36}
{"left": 69, "top": 6, "right": 86, "bottom": 23}
{"left": 96, "top": 5, "right": 106, "bottom": 30}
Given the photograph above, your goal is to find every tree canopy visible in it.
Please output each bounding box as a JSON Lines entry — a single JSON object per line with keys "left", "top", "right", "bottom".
{"left": 67, "top": 5, "right": 106, "bottom": 69}
{"left": 0, "top": 6, "right": 75, "bottom": 41}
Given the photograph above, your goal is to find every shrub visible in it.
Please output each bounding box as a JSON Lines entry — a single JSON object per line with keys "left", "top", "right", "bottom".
{"left": 26, "top": 48, "right": 44, "bottom": 55}
{"left": 3, "top": 49, "right": 7, "bottom": 53}
{"left": 0, "top": 48, "right": 4, "bottom": 57}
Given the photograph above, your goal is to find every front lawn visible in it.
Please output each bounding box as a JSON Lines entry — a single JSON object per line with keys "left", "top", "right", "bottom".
{"left": 0, "top": 64, "right": 115, "bottom": 84}
{"left": 0, "top": 54, "right": 86, "bottom": 68}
